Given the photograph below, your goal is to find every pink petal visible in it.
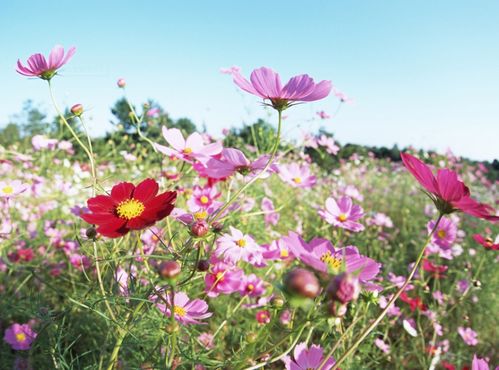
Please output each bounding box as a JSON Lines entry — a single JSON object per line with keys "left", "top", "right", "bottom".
{"left": 301, "top": 80, "right": 332, "bottom": 101}
{"left": 250, "top": 67, "right": 283, "bottom": 99}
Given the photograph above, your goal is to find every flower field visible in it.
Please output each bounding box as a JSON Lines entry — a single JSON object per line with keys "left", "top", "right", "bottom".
{"left": 1, "top": 45, "right": 498, "bottom": 370}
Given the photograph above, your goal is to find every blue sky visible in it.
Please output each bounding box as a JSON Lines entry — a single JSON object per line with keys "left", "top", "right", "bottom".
{"left": 1, "top": 0, "right": 498, "bottom": 160}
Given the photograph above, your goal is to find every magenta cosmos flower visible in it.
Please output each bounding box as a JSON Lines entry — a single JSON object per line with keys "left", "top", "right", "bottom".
{"left": 154, "top": 291, "right": 212, "bottom": 325}
{"left": 205, "top": 148, "right": 272, "bottom": 179}
{"left": 204, "top": 260, "right": 244, "bottom": 297}
{"left": 427, "top": 216, "right": 457, "bottom": 248}
{"left": 282, "top": 342, "right": 335, "bottom": 370}
{"left": 472, "top": 355, "right": 491, "bottom": 370}
{"left": 283, "top": 232, "right": 381, "bottom": 291}
{"left": 401, "top": 153, "right": 498, "bottom": 221}
{"left": 4, "top": 323, "right": 37, "bottom": 350}
{"left": 318, "top": 196, "right": 365, "bottom": 232}
{"left": 215, "top": 226, "right": 264, "bottom": 265}
{"left": 17, "top": 44, "right": 75, "bottom": 80}
{"left": 233, "top": 67, "right": 332, "bottom": 111}
{"left": 155, "top": 127, "right": 222, "bottom": 163}
{"left": 277, "top": 163, "right": 317, "bottom": 188}
{"left": 186, "top": 185, "right": 221, "bottom": 212}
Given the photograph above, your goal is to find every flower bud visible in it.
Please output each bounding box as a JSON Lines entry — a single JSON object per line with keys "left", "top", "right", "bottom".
{"left": 197, "top": 259, "right": 210, "bottom": 272}
{"left": 71, "top": 103, "right": 84, "bottom": 116}
{"left": 211, "top": 222, "right": 224, "bottom": 233}
{"left": 326, "top": 273, "right": 360, "bottom": 304}
{"left": 117, "top": 78, "right": 126, "bottom": 88}
{"left": 157, "top": 260, "right": 181, "bottom": 279}
{"left": 271, "top": 296, "right": 285, "bottom": 308}
{"left": 328, "top": 301, "right": 348, "bottom": 317}
{"left": 255, "top": 310, "right": 271, "bottom": 324}
{"left": 191, "top": 220, "right": 209, "bottom": 237}
{"left": 284, "top": 268, "right": 320, "bottom": 298}
{"left": 85, "top": 226, "right": 97, "bottom": 240}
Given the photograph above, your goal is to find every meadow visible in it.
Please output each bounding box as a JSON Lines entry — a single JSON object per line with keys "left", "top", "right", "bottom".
{"left": 0, "top": 45, "right": 498, "bottom": 370}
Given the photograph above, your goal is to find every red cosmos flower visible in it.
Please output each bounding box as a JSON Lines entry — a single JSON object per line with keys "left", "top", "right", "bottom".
{"left": 400, "top": 153, "right": 498, "bottom": 221}
{"left": 80, "top": 179, "right": 176, "bottom": 238}
{"left": 473, "top": 234, "right": 499, "bottom": 251}
{"left": 422, "top": 258, "right": 448, "bottom": 278}
{"left": 400, "top": 292, "right": 427, "bottom": 312}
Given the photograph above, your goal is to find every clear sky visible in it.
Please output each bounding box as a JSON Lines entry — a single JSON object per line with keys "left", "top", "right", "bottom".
{"left": 1, "top": 0, "right": 498, "bottom": 160}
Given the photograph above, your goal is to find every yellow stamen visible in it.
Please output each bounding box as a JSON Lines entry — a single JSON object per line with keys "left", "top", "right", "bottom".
{"left": 116, "top": 198, "right": 145, "bottom": 220}
{"left": 15, "top": 333, "right": 26, "bottom": 342}
{"left": 338, "top": 214, "right": 348, "bottom": 222}
{"left": 280, "top": 249, "right": 289, "bottom": 258}
{"left": 437, "top": 229, "right": 446, "bottom": 239}
{"left": 321, "top": 251, "right": 342, "bottom": 270}
{"left": 194, "top": 210, "right": 208, "bottom": 220}
{"left": 247, "top": 284, "right": 254, "bottom": 291}
{"left": 173, "top": 305, "right": 186, "bottom": 317}
{"left": 2, "top": 186, "right": 14, "bottom": 194}
{"left": 200, "top": 195, "right": 209, "bottom": 204}
{"left": 236, "top": 239, "right": 246, "bottom": 248}
{"left": 215, "top": 272, "right": 225, "bottom": 282}
{"left": 183, "top": 147, "right": 193, "bottom": 154}
{"left": 292, "top": 177, "right": 302, "bottom": 184}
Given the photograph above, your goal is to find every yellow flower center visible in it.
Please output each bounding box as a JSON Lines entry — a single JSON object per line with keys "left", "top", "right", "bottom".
{"left": 247, "top": 284, "right": 254, "bottom": 291}
{"left": 183, "top": 147, "right": 193, "bottom": 154}
{"left": 292, "top": 177, "right": 302, "bottom": 184}
{"left": 337, "top": 214, "right": 348, "bottom": 222}
{"left": 321, "top": 251, "right": 342, "bottom": 270}
{"left": 2, "top": 186, "right": 14, "bottom": 194}
{"left": 437, "top": 229, "right": 446, "bottom": 239}
{"left": 116, "top": 198, "right": 145, "bottom": 220}
{"left": 15, "top": 332, "right": 26, "bottom": 342}
{"left": 236, "top": 239, "right": 246, "bottom": 248}
{"left": 200, "top": 195, "right": 209, "bottom": 204}
{"left": 194, "top": 210, "right": 208, "bottom": 220}
{"left": 173, "top": 305, "right": 186, "bottom": 317}
{"left": 215, "top": 272, "right": 225, "bottom": 283}
{"left": 280, "top": 249, "right": 289, "bottom": 258}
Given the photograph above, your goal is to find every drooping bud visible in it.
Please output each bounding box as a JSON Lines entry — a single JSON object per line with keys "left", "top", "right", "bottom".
{"left": 71, "top": 103, "right": 84, "bottom": 116}
{"left": 211, "top": 221, "right": 224, "bottom": 233}
{"left": 197, "top": 259, "right": 210, "bottom": 272}
{"left": 284, "top": 268, "right": 320, "bottom": 298}
{"left": 191, "top": 220, "right": 209, "bottom": 237}
{"left": 85, "top": 226, "right": 97, "bottom": 240}
{"left": 117, "top": 78, "right": 126, "bottom": 88}
{"left": 326, "top": 273, "right": 360, "bottom": 304}
{"left": 157, "top": 260, "right": 181, "bottom": 279}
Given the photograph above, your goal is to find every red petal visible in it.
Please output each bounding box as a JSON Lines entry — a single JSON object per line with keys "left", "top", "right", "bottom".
{"left": 133, "top": 178, "right": 159, "bottom": 202}
{"left": 96, "top": 218, "right": 128, "bottom": 237}
{"left": 81, "top": 212, "right": 119, "bottom": 225}
{"left": 111, "top": 182, "right": 135, "bottom": 202}
{"left": 400, "top": 153, "right": 438, "bottom": 195}
{"left": 87, "top": 195, "right": 116, "bottom": 212}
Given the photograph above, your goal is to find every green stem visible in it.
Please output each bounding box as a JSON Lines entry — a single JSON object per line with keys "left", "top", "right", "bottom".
{"left": 122, "top": 92, "right": 158, "bottom": 153}
{"left": 325, "top": 213, "right": 444, "bottom": 370}
{"left": 210, "top": 109, "right": 283, "bottom": 224}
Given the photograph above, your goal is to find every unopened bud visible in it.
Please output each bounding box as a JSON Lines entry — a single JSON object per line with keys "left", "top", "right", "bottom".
{"left": 158, "top": 260, "right": 181, "bottom": 279}
{"left": 284, "top": 268, "right": 320, "bottom": 298}
{"left": 328, "top": 301, "right": 348, "bottom": 317}
{"left": 326, "top": 273, "right": 360, "bottom": 304}
{"left": 71, "top": 104, "right": 84, "bottom": 116}
{"left": 117, "top": 78, "right": 126, "bottom": 88}
{"left": 85, "top": 226, "right": 97, "bottom": 240}
{"left": 191, "top": 220, "right": 209, "bottom": 237}
{"left": 211, "top": 222, "right": 224, "bottom": 233}
{"left": 197, "top": 259, "right": 210, "bottom": 272}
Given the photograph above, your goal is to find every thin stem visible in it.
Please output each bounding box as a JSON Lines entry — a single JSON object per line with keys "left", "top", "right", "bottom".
{"left": 325, "top": 213, "right": 444, "bottom": 370}
{"left": 210, "top": 109, "right": 283, "bottom": 224}
{"left": 122, "top": 92, "right": 158, "bottom": 153}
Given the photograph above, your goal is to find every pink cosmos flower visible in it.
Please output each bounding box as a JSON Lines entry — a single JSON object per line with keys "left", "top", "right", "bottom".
{"left": 283, "top": 232, "right": 381, "bottom": 290}
{"left": 239, "top": 273, "right": 266, "bottom": 297}
{"left": 17, "top": 45, "right": 76, "bottom": 80}
{"left": 155, "top": 127, "right": 222, "bottom": 163}
{"left": 204, "top": 260, "right": 244, "bottom": 297}
{"left": 198, "top": 333, "right": 215, "bottom": 350}
{"left": 367, "top": 213, "right": 394, "bottom": 228}
{"left": 458, "top": 326, "right": 478, "bottom": 346}
{"left": 154, "top": 291, "right": 212, "bottom": 325}
{"left": 0, "top": 180, "right": 28, "bottom": 198}
{"left": 220, "top": 65, "right": 241, "bottom": 74}
{"left": 282, "top": 342, "right": 335, "bottom": 370}
{"left": 262, "top": 239, "right": 292, "bottom": 261}
{"left": 3, "top": 323, "right": 37, "bottom": 350}
{"left": 428, "top": 216, "right": 457, "bottom": 248}
{"left": 204, "top": 148, "right": 272, "bottom": 179}
{"left": 277, "top": 163, "right": 317, "bottom": 188}
{"left": 472, "top": 355, "right": 490, "bottom": 370}
{"left": 318, "top": 196, "right": 365, "bottom": 232}
{"left": 187, "top": 185, "right": 221, "bottom": 211}
{"left": 232, "top": 67, "right": 332, "bottom": 111}
{"left": 332, "top": 86, "right": 353, "bottom": 104}
{"left": 261, "top": 197, "right": 280, "bottom": 226}
{"left": 316, "top": 110, "right": 331, "bottom": 119}
{"left": 215, "top": 227, "right": 263, "bottom": 265}
{"left": 32, "top": 135, "right": 58, "bottom": 151}
{"left": 374, "top": 338, "right": 390, "bottom": 354}
{"left": 401, "top": 153, "right": 498, "bottom": 221}
{"left": 317, "top": 135, "right": 340, "bottom": 155}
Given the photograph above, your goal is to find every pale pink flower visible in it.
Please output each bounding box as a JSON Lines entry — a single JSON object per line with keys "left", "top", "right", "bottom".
{"left": 205, "top": 148, "right": 272, "bottom": 179}
{"left": 374, "top": 338, "right": 390, "bottom": 354}
{"left": 261, "top": 197, "right": 280, "bottom": 226}
{"left": 277, "top": 163, "right": 316, "bottom": 188}
{"left": 472, "top": 355, "right": 491, "bottom": 370}
{"left": 155, "top": 127, "right": 222, "bottom": 163}
{"left": 316, "top": 110, "right": 331, "bottom": 119}
{"left": 282, "top": 342, "right": 335, "bottom": 370}
{"left": 220, "top": 65, "right": 241, "bottom": 75}
{"left": 428, "top": 216, "right": 457, "bottom": 248}
{"left": 215, "top": 227, "right": 263, "bottom": 265}
{"left": 198, "top": 333, "right": 214, "bottom": 350}
{"left": 0, "top": 180, "right": 28, "bottom": 198}
{"left": 458, "top": 327, "right": 478, "bottom": 346}
{"left": 17, "top": 45, "right": 75, "bottom": 80}
{"left": 154, "top": 291, "right": 212, "bottom": 325}
{"left": 31, "top": 135, "right": 58, "bottom": 151}
{"left": 318, "top": 196, "right": 365, "bottom": 232}
{"left": 317, "top": 135, "right": 339, "bottom": 155}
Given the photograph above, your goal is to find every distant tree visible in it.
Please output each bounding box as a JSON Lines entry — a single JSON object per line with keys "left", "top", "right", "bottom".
{"left": 0, "top": 123, "right": 21, "bottom": 147}
{"left": 14, "top": 100, "right": 50, "bottom": 136}
{"left": 224, "top": 119, "right": 277, "bottom": 154}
